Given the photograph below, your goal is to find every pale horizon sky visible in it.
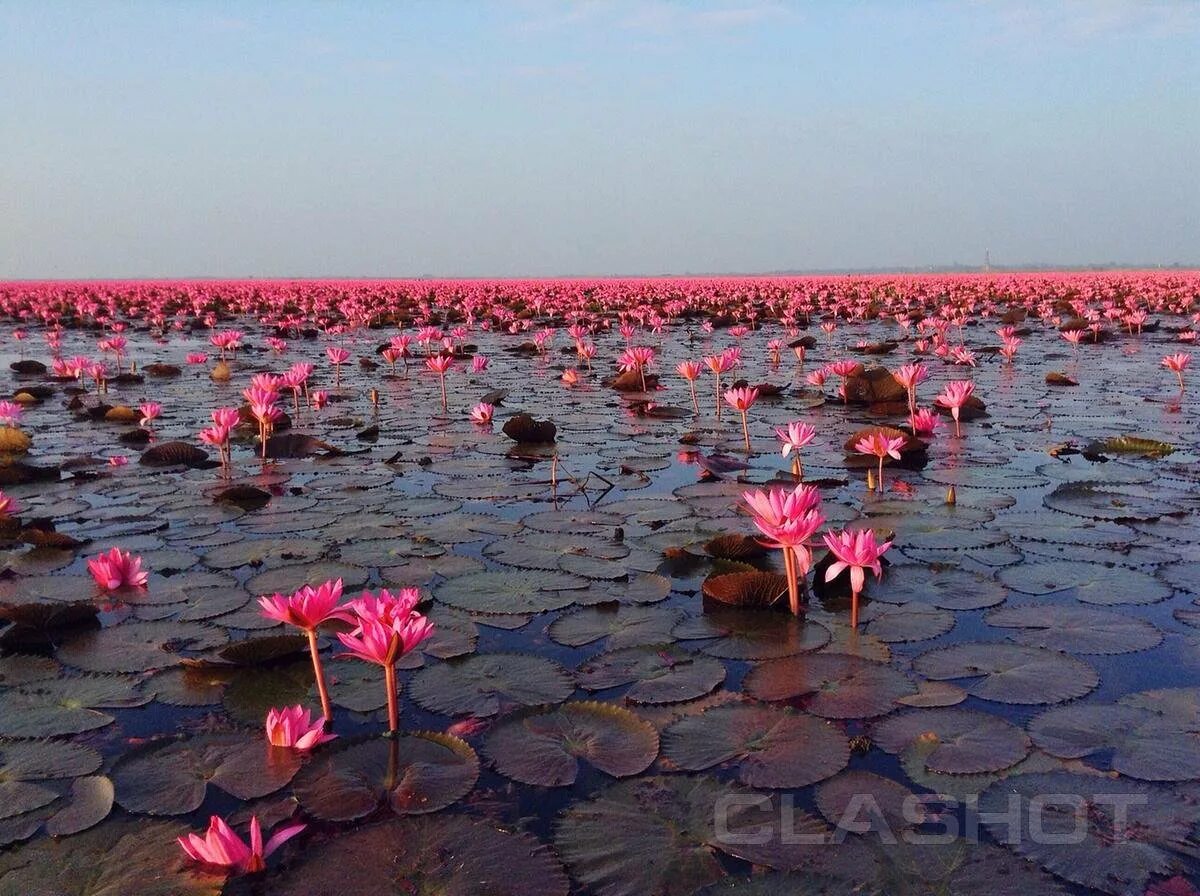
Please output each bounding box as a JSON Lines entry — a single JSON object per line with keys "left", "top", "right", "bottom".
{"left": 1, "top": 1, "right": 1197, "bottom": 279}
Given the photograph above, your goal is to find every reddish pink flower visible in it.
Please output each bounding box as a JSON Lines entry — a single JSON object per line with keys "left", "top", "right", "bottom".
{"left": 258, "top": 579, "right": 345, "bottom": 630}
{"left": 0, "top": 489, "right": 19, "bottom": 516}
{"left": 822, "top": 528, "right": 892, "bottom": 595}
{"left": 265, "top": 705, "right": 337, "bottom": 750}
{"left": 470, "top": 402, "right": 494, "bottom": 425}
{"left": 1163, "top": 352, "right": 1191, "bottom": 390}
{"left": 178, "top": 814, "right": 304, "bottom": 875}
{"left": 935, "top": 380, "right": 975, "bottom": 436}
{"left": 86, "top": 547, "right": 148, "bottom": 591}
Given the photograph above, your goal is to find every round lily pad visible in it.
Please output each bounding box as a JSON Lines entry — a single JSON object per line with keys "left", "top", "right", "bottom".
{"left": 996, "top": 560, "right": 1171, "bottom": 605}
{"left": 484, "top": 702, "right": 659, "bottom": 786}
{"left": 868, "top": 565, "right": 1007, "bottom": 610}
{"left": 871, "top": 708, "right": 1031, "bottom": 774}
{"left": 979, "top": 772, "right": 1195, "bottom": 895}
{"left": 1044, "top": 480, "right": 1187, "bottom": 522}
{"left": 985, "top": 604, "right": 1163, "bottom": 654}
{"left": 113, "top": 733, "right": 302, "bottom": 815}
{"left": 673, "top": 611, "right": 830, "bottom": 660}
{"left": 293, "top": 733, "right": 478, "bottom": 820}
{"left": 44, "top": 775, "right": 114, "bottom": 836}
{"left": 435, "top": 570, "right": 587, "bottom": 615}
{"left": 409, "top": 653, "right": 574, "bottom": 717}
{"left": 575, "top": 645, "right": 726, "bottom": 705}
{"left": 661, "top": 703, "right": 849, "bottom": 787}
{"left": 743, "top": 653, "right": 916, "bottom": 718}
{"left": 555, "top": 776, "right": 830, "bottom": 896}
{"left": 1028, "top": 702, "right": 1200, "bottom": 781}
{"left": 0, "top": 818, "right": 223, "bottom": 896}
{"left": 0, "top": 675, "right": 146, "bottom": 737}
{"left": 0, "top": 739, "right": 101, "bottom": 782}
{"left": 814, "top": 770, "right": 926, "bottom": 834}
{"left": 912, "top": 643, "right": 1098, "bottom": 704}
{"left": 859, "top": 602, "right": 955, "bottom": 643}
{"left": 57, "top": 620, "right": 227, "bottom": 672}
{"left": 265, "top": 814, "right": 568, "bottom": 896}
{"left": 548, "top": 605, "right": 683, "bottom": 650}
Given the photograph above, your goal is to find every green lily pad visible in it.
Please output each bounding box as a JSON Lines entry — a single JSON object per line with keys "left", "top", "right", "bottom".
{"left": 44, "top": 775, "right": 114, "bottom": 836}
{"left": 548, "top": 605, "right": 684, "bottom": 650}
{"left": 996, "top": 560, "right": 1171, "bottom": 605}
{"left": 434, "top": 570, "right": 587, "bottom": 615}
{"left": 484, "top": 702, "right": 659, "bottom": 786}
{"left": 293, "top": 733, "right": 478, "bottom": 820}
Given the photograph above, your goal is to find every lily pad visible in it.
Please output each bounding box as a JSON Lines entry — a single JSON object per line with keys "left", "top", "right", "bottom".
{"left": 743, "top": 652, "right": 916, "bottom": 718}
{"left": 44, "top": 775, "right": 114, "bottom": 836}
{"left": 57, "top": 620, "right": 227, "bottom": 672}
{"left": 985, "top": 604, "right": 1163, "bottom": 654}
{"left": 575, "top": 645, "right": 726, "bottom": 704}
{"left": 484, "top": 702, "right": 659, "bottom": 786}
{"left": 0, "top": 675, "right": 146, "bottom": 737}
{"left": 293, "top": 733, "right": 478, "bottom": 820}
{"left": 871, "top": 708, "right": 1031, "bottom": 774}
{"left": 265, "top": 815, "right": 568, "bottom": 896}
{"left": 113, "top": 733, "right": 302, "bottom": 815}
{"left": 435, "top": 570, "right": 587, "bottom": 615}
{"left": 661, "top": 703, "right": 849, "bottom": 787}
{"left": 409, "top": 653, "right": 574, "bottom": 717}
{"left": 913, "top": 642, "right": 1099, "bottom": 704}
{"left": 548, "top": 605, "right": 684, "bottom": 650}
{"left": 868, "top": 565, "right": 1007, "bottom": 610}
{"left": 673, "top": 611, "right": 830, "bottom": 660}
{"left": 814, "top": 770, "right": 926, "bottom": 834}
{"left": 1028, "top": 702, "right": 1200, "bottom": 781}
{"left": 859, "top": 602, "right": 955, "bottom": 643}
{"left": 996, "top": 560, "right": 1171, "bottom": 605}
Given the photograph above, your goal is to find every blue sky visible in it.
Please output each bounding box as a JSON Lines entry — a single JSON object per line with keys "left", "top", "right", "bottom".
{"left": 1, "top": 1, "right": 1197, "bottom": 278}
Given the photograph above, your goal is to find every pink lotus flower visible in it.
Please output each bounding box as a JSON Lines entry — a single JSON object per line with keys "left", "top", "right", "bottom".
{"left": 108, "top": 455, "right": 129, "bottom": 467}
{"left": 562, "top": 368, "right": 580, "bottom": 386}
{"left": 471, "top": 354, "right": 489, "bottom": 373}
{"left": 178, "top": 814, "right": 305, "bottom": 875}
{"left": 703, "top": 353, "right": 735, "bottom": 419}
{"left": 743, "top": 483, "right": 824, "bottom": 616}
{"left": 0, "top": 490, "right": 19, "bottom": 516}
{"left": 724, "top": 386, "right": 760, "bottom": 453}
{"left": 87, "top": 547, "right": 148, "bottom": 591}
{"left": 910, "top": 407, "right": 944, "bottom": 436}
{"left": 212, "top": 407, "right": 241, "bottom": 429}
{"left": 186, "top": 352, "right": 209, "bottom": 365}
{"left": 1163, "top": 352, "right": 1191, "bottom": 390}
{"left": 337, "top": 588, "right": 434, "bottom": 732}
{"left": 935, "top": 380, "right": 975, "bottom": 437}
{"left": 310, "top": 390, "right": 329, "bottom": 410}
{"left": 259, "top": 579, "right": 346, "bottom": 722}
{"left": 265, "top": 705, "right": 337, "bottom": 750}
{"left": 823, "top": 527, "right": 892, "bottom": 596}
{"left": 425, "top": 353, "right": 455, "bottom": 412}
{"left": 470, "top": 402, "right": 494, "bottom": 425}
{"left": 138, "top": 401, "right": 161, "bottom": 428}
{"left": 677, "top": 360, "right": 703, "bottom": 413}
{"left": 0, "top": 400, "right": 22, "bottom": 426}
{"left": 854, "top": 432, "right": 906, "bottom": 491}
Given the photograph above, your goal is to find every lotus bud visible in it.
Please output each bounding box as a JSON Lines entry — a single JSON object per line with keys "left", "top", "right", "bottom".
{"left": 945, "top": 486, "right": 956, "bottom": 505}
{"left": 866, "top": 469, "right": 876, "bottom": 492}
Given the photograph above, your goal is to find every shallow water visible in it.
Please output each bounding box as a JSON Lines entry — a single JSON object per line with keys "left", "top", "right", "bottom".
{"left": 0, "top": 283, "right": 1198, "bottom": 896}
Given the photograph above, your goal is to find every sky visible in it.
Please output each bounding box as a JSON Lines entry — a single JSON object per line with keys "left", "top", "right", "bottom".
{"left": 1, "top": 1, "right": 1197, "bottom": 279}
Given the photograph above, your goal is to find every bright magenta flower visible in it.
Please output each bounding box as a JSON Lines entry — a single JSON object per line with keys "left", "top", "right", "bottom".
{"left": 326, "top": 346, "right": 350, "bottom": 364}
{"left": 776, "top": 421, "right": 816, "bottom": 457}
{"left": 1163, "top": 352, "right": 1191, "bottom": 390}
{"left": 470, "top": 402, "right": 495, "bottom": 425}
{"left": 138, "top": 401, "right": 161, "bottom": 428}
{"left": 935, "top": 380, "right": 975, "bottom": 436}
{"left": 86, "top": 547, "right": 148, "bottom": 591}
{"left": 178, "top": 814, "right": 305, "bottom": 875}
{"left": 265, "top": 705, "right": 337, "bottom": 750}
{"left": 258, "top": 579, "right": 345, "bottom": 630}
{"left": 822, "top": 528, "right": 893, "bottom": 595}
{"left": 722, "top": 386, "right": 759, "bottom": 412}
{"left": 0, "top": 490, "right": 19, "bottom": 516}
{"left": 854, "top": 432, "right": 904, "bottom": 461}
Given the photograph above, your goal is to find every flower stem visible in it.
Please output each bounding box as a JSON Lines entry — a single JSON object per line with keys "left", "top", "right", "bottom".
{"left": 306, "top": 628, "right": 333, "bottom": 725}
{"left": 740, "top": 411, "right": 751, "bottom": 454}
{"left": 384, "top": 663, "right": 399, "bottom": 733}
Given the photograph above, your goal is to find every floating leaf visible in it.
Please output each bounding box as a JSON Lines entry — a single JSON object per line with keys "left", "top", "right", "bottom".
{"left": 859, "top": 602, "right": 955, "bottom": 643}
{"left": 868, "top": 565, "right": 1007, "bottom": 610}
{"left": 435, "top": 570, "right": 587, "bottom": 615}
{"left": 985, "top": 604, "right": 1162, "bottom": 654}
{"left": 0, "top": 676, "right": 145, "bottom": 737}
{"left": 871, "top": 708, "right": 1031, "bottom": 774}
{"left": 293, "top": 733, "right": 478, "bottom": 820}
{"left": 1087, "top": 435, "right": 1175, "bottom": 459}
{"left": 548, "top": 605, "right": 684, "bottom": 650}
{"left": 814, "top": 770, "right": 926, "bottom": 834}
{"left": 674, "top": 611, "right": 830, "bottom": 660}
{"left": 44, "top": 775, "right": 114, "bottom": 836}
{"left": 409, "top": 653, "right": 574, "bottom": 717}
{"left": 701, "top": 572, "right": 788, "bottom": 609}
{"left": 1028, "top": 703, "right": 1200, "bottom": 781}
{"left": 575, "top": 645, "right": 726, "bottom": 705}
{"left": 57, "top": 620, "right": 227, "bottom": 672}
{"left": 996, "top": 561, "right": 1171, "bottom": 605}
{"left": 113, "top": 734, "right": 302, "bottom": 815}
{"left": 1044, "top": 481, "right": 1186, "bottom": 522}
{"left": 661, "top": 704, "right": 849, "bottom": 787}
{"left": 743, "top": 653, "right": 916, "bottom": 718}
{"left": 913, "top": 642, "right": 1098, "bottom": 704}
{"left": 0, "top": 818, "right": 223, "bottom": 896}
{"left": 266, "top": 815, "right": 568, "bottom": 896}
{"left": 484, "top": 702, "right": 658, "bottom": 786}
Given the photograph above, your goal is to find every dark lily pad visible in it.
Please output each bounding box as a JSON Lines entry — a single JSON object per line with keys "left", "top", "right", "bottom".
{"left": 661, "top": 703, "right": 849, "bottom": 787}
{"left": 409, "top": 653, "right": 574, "bottom": 717}
{"left": 912, "top": 643, "right": 1098, "bottom": 704}
{"left": 985, "top": 604, "right": 1163, "bottom": 654}
{"left": 139, "top": 441, "right": 209, "bottom": 467}
{"left": 701, "top": 572, "right": 788, "bottom": 609}
{"left": 484, "top": 702, "right": 658, "bottom": 786}
{"left": 555, "top": 776, "right": 829, "bottom": 896}
{"left": 871, "top": 708, "right": 1031, "bottom": 774}
{"left": 265, "top": 815, "right": 568, "bottom": 896}
{"left": 1028, "top": 703, "right": 1200, "bottom": 781}
{"left": 979, "top": 772, "right": 1195, "bottom": 895}
{"left": 434, "top": 570, "right": 587, "bottom": 615}
{"left": 673, "top": 611, "right": 830, "bottom": 660}
{"left": 547, "top": 605, "right": 684, "bottom": 650}
{"left": 0, "top": 675, "right": 146, "bottom": 737}
{"left": 293, "top": 733, "right": 478, "bottom": 820}
{"left": 0, "top": 739, "right": 101, "bottom": 782}
{"left": 113, "top": 733, "right": 302, "bottom": 815}
{"left": 859, "top": 602, "right": 955, "bottom": 643}
{"left": 744, "top": 652, "right": 916, "bottom": 718}
{"left": 0, "top": 818, "right": 223, "bottom": 896}
{"left": 869, "top": 564, "right": 1007, "bottom": 610}
{"left": 1044, "top": 481, "right": 1186, "bottom": 522}
{"left": 44, "top": 775, "right": 114, "bottom": 836}
{"left": 57, "top": 620, "right": 227, "bottom": 672}
{"left": 575, "top": 645, "right": 726, "bottom": 705}
{"left": 996, "top": 560, "right": 1171, "bottom": 605}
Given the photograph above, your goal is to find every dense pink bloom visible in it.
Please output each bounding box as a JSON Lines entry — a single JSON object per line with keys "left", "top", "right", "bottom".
{"left": 87, "top": 547, "right": 148, "bottom": 591}
{"left": 1163, "top": 353, "right": 1191, "bottom": 373}
{"left": 723, "top": 386, "right": 759, "bottom": 412}
{"left": 470, "top": 402, "right": 494, "bottom": 425}
{"left": 562, "top": 368, "right": 580, "bottom": 386}
{"left": 854, "top": 432, "right": 905, "bottom": 462}
{"left": 823, "top": 528, "right": 893, "bottom": 594}
{"left": 186, "top": 352, "right": 209, "bottom": 364}
{"left": 108, "top": 455, "right": 128, "bottom": 467}
{"left": 310, "top": 390, "right": 329, "bottom": 409}
{"left": 259, "top": 579, "right": 345, "bottom": 630}
{"left": 910, "top": 407, "right": 944, "bottom": 436}
{"left": 212, "top": 407, "right": 241, "bottom": 429}
{"left": 471, "top": 354, "right": 489, "bottom": 373}
{"left": 265, "top": 705, "right": 337, "bottom": 750}
{"left": 775, "top": 421, "right": 816, "bottom": 457}
{"left": 337, "top": 588, "right": 434, "bottom": 667}
{"left": 743, "top": 483, "right": 822, "bottom": 531}
{"left": 894, "top": 363, "right": 928, "bottom": 391}
{"left": 703, "top": 353, "right": 734, "bottom": 375}
{"left": 178, "top": 814, "right": 305, "bottom": 875}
